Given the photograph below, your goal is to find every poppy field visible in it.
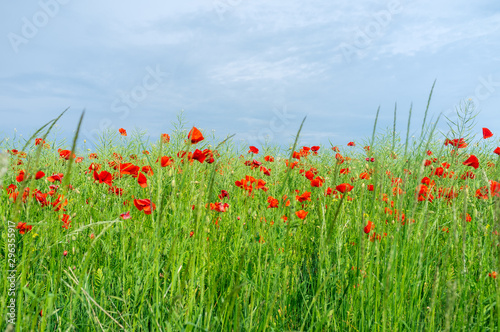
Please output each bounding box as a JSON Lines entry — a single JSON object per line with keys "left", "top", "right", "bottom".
{"left": 1, "top": 104, "right": 500, "bottom": 331}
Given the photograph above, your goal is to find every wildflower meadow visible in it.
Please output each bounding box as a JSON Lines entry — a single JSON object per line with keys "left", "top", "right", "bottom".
{"left": 1, "top": 96, "right": 500, "bottom": 331}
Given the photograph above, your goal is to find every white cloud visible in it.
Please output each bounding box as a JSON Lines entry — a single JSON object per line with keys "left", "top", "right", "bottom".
{"left": 209, "top": 57, "right": 328, "bottom": 83}
{"left": 378, "top": 13, "right": 500, "bottom": 57}
{"left": 2, "top": 0, "right": 500, "bottom": 145}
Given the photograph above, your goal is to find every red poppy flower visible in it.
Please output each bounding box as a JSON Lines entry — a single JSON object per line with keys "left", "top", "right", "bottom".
{"left": 119, "top": 128, "right": 127, "bottom": 136}
{"left": 296, "top": 191, "right": 312, "bottom": 202}
{"left": 256, "top": 179, "right": 268, "bottom": 191}
{"left": 34, "top": 191, "right": 49, "bottom": 207}
{"left": 235, "top": 178, "right": 251, "bottom": 191}
{"left": 192, "top": 149, "right": 206, "bottom": 163}
{"left": 489, "top": 271, "right": 498, "bottom": 279}
{"left": 416, "top": 184, "right": 429, "bottom": 196}
{"left": 61, "top": 214, "right": 71, "bottom": 229}
{"left": 16, "top": 222, "right": 32, "bottom": 235}
{"left": 421, "top": 177, "right": 435, "bottom": 186}
{"left": 218, "top": 190, "right": 229, "bottom": 200}
{"left": 445, "top": 138, "right": 468, "bottom": 149}
{"left": 296, "top": 210, "right": 308, "bottom": 220}
{"left": 48, "top": 185, "right": 59, "bottom": 192}
{"left": 47, "top": 173, "right": 64, "bottom": 183}
{"left": 161, "top": 133, "right": 170, "bottom": 143}
{"left": 310, "top": 176, "right": 324, "bottom": 187}
{"left": 340, "top": 168, "right": 350, "bottom": 175}
{"left": 417, "top": 185, "right": 434, "bottom": 202}
{"left": 109, "top": 186, "right": 124, "bottom": 196}
{"left": 494, "top": 147, "right": 500, "bottom": 155}
{"left": 9, "top": 191, "right": 20, "bottom": 202}
{"left": 248, "top": 159, "right": 262, "bottom": 168}
{"left": 359, "top": 172, "right": 370, "bottom": 180}
{"left": 35, "top": 171, "right": 45, "bottom": 180}
{"left": 490, "top": 180, "right": 500, "bottom": 197}
{"left": 285, "top": 160, "right": 299, "bottom": 169}
{"left": 159, "top": 156, "right": 174, "bottom": 167}
{"left": 134, "top": 199, "right": 156, "bottom": 215}
{"left": 483, "top": 127, "right": 493, "bottom": 139}
{"left": 393, "top": 187, "right": 404, "bottom": 196}
{"left": 52, "top": 195, "right": 68, "bottom": 212}
{"left": 248, "top": 146, "right": 259, "bottom": 154}
{"left": 120, "top": 163, "right": 140, "bottom": 177}
{"left": 363, "top": 220, "right": 374, "bottom": 234}
{"left": 35, "top": 138, "right": 45, "bottom": 145}
{"left": 210, "top": 202, "right": 229, "bottom": 212}
{"left": 264, "top": 155, "right": 274, "bottom": 162}
{"left": 304, "top": 170, "right": 315, "bottom": 180}
{"left": 93, "top": 170, "right": 113, "bottom": 185}
{"left": 433, "top": 167, "right": 445, "bottom": 177}
{"left": 58, "top": 149, "right": 75, "bottom": 160}
{"left": 266, "top": 196, "right": 279, "bottom": 208}
{"left": 260, "top": 166, "right": 271, "bottom": 176}
{"left": 188, "top": 126, "right": 204, "bottom": 144}
{"left": 347, "top": 142, "right": 355, "bottom": 146}
{"left": 476, "top": 186, "right": 489, "bottom": 199}
{"left": 311, "top": 146, "right": 320, "bottom": 152}
{"left": 336, "top": 183, "right": 353, "bottom": 193}
{"left": 75, "top": 157, "right": 84, "bottom": 163}
{"left": 203, "top": 149, "right": 215, "bottom": 163}
{"left": 16, "top": 170, "right": 25, "bottom": 182}
{"left": 463, "top": 155, "right": 479, "bottom": 169}
{"left": 141, "top": 166, "right": 154, "bottom": 176}
{"left": 120, "top": 211, "right": 131, "bottom": 220}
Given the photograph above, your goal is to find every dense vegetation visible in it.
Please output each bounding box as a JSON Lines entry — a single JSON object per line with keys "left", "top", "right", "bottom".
{"left": 1, "top": 102, "right": 500, "bottom": 331}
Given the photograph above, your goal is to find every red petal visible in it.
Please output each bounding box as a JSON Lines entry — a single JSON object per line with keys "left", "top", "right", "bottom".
{"left": 137, "top": 172, "right": 148, "bottom": 188}
{"left": 483, "top": 127, "right": 494, "bottom": 139}
{"left": 188, "top": 127, "right": 204, "bottom": 144}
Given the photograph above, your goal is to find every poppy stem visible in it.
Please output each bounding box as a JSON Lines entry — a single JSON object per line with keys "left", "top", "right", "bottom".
{"left": 328, "top": 193, "right": 346, "bottom": 240}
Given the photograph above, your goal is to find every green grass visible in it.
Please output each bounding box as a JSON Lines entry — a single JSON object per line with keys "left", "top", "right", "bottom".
{"left": 1, "top": 106, "right": 500, "bottom": 331}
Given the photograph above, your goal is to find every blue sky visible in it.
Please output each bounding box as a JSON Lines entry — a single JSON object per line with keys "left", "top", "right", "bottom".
{"left": 1, "top": 0, "right": 500, "bottom": 150}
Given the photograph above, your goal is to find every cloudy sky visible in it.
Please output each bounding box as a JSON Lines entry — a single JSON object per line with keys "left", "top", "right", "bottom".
{"left": 1, "top": 0, "right": 499, "bottom": 150}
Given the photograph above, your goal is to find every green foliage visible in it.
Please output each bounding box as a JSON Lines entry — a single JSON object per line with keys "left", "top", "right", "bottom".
{"left": 1, "top": 104, "right": 500, "bottom": 331}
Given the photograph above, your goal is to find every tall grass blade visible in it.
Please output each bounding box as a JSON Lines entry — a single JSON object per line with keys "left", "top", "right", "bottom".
{"left": 278, "top": 116, "right": 307, "bottom": 194}
{"left": 392, "top": 103, "right": 397, "bottom": 153}
{"left": 420, "top": 80, "right": 436, "bottom": 140}
{"left": 62, "top": 110, "right": 85, "bottom": 191}
{"left": 370, "top": 106, "right": 380, "bottom": 148}
{"left": 404, "top": 103, "right": 413, "bottom": 159}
